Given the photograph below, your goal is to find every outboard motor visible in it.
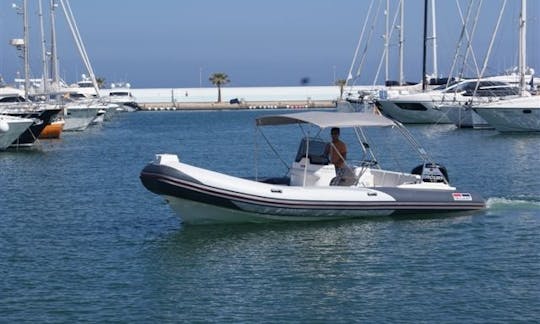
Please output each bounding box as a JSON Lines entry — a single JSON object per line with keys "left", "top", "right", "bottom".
{"left": 411, "top": 163, "right": 449, "bottom": 183}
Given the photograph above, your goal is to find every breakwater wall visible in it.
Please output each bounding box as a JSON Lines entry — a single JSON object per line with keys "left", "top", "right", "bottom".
{"left": 139, "top": 100, "right": 337, "bottom": 111}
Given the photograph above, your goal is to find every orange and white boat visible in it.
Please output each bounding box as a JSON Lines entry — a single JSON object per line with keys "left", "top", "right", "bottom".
{"left": 39, "top": 118, "right": 65, "bottom": 139}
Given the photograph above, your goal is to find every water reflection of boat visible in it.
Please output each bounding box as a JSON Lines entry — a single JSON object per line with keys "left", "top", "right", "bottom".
{"left": 140, "top": 111, "right": 485, "bottom": 225}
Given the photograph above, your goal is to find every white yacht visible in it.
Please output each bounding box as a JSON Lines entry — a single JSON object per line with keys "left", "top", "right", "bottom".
{"left": 474, "top": 95, "right": 540, "bottom": 132}
{"left": 0, "top": 115, "right": 34, "bottom": 150}
{"left": 61, "top": 100, "right": 102, "bottom": 131}
{"left": 375, "top": 79, "right": 522, "bottom": 125}
{"left": 106, "top": 82, "right": 140, "bottom": 112}
{"left": 0, "top": 89, "right": 62, "bottom": 146}
{"left": 437, "top": 81, "right": 523, "bottom": 128}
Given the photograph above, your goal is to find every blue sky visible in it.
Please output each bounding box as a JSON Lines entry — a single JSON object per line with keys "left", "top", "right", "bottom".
{"left": 0, "top": 0, "right": 538, "bottom": 88}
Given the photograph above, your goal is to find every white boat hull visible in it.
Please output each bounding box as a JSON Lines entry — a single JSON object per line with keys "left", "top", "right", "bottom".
{"left": 439, "top": 105, "right": 491, "bottom": 129}
{"left": 0, "top": 116, "right": 34, "bottom": 150}
{"left": 140, "top": 154, "right": 485, "bottom": 225}
{"left": 474, "top": 97, "right": 540, "bottom": 132}
{"left": 376, "top": 99, "right": 452, "bottom": 124}
{"left": 63, "top": 106, "right": 101, "bottom": 131}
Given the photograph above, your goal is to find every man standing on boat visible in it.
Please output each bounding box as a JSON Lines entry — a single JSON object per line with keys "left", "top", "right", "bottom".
{"left": 327, "top": 127, "right": 347, "bottom": 174}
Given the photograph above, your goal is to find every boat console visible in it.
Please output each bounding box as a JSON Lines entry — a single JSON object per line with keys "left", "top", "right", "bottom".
{"left": 290, "top": 137, "right": 424, "bottom": 188}
{"left": 290, "top": 137, "right": 335, "bottom": 186}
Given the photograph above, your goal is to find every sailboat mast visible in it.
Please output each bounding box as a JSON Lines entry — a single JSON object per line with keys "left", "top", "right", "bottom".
{"left": 422, "top": 0, "right": 428, "bottom": 90}
{"left": 398, "top": 0, "right": 404, "bottom": 85}
{"left": 385, "top": 0, "right": 389, "bottom": 82}
{"left": 50, "top": 0, "right": 60, "bottom": 87}
{"left": 519, "top": 0, "right": 527, "bottom": 93}
{"left": 38, "top": 0, "right": 49, "bottom": 94}
{"left": 59, "top": 0, "right": 101, "bottom": 97}
{"left": 430, "top": 0, "right": 438, "bottom": 78}
{"left": 23, "top": 0, "right": 30, "bottom": 99}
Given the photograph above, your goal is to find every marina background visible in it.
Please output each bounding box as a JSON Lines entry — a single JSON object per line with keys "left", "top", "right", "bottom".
{"left": 1, "top": 1, "right": 539, "bottom": 89}
{"left": 1, "top": 0, "right": 540, "bottom": 321}
{"left": 109, "top": 85, "right": 346, "bottom": 110}
{"left": 1, "top": 110, "right": 539, "bottom": 322}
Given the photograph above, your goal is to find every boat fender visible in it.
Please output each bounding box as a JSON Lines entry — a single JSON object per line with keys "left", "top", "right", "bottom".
{"left": 411, "top": 163, "right": 449, "bottom": 183}
{"left": 0, "top": 120, "right": 9, "bottom": 133}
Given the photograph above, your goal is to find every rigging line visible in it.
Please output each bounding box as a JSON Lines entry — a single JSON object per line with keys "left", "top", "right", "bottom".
{"left": 457, "top": 0, "right": 484, "bottom": 82}
{"left": 60, "top": 0, "right": 100, "bottom": 97}
{"left": 368, "top": 124, "right": 408, "bottom": 174}
{"left": 346, "top": 0, "right": 377, "bottom": 87}
{"left": 476, "top": 0, "right": 507, "bottom": 89}
{"left": 257, "top": 126, "right": 290, "bottom": 172}
{"left": 451, "top": 0, "right": 481, "bottom": 83}
{"left": 446, "top": 0, "right": 476, "bottom": 88}
{"left": 355, "top": 0, "right": 384, "bottom": 84}
{"left": 373, "top": 0, "right": 403, "bottom": 86}
{"left": 460, "top": 0, "right": 483, "bottom": 78}
{"left": 64, "top": 0, "right": 90, "bottom": 72}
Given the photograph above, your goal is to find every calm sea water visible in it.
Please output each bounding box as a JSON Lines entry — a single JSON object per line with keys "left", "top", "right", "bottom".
{"left": 1, "top": 110, "right": 539, "bottom": 322}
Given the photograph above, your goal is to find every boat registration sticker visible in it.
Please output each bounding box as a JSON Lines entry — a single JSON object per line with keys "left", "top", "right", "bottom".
{"left": 452, "top": 192, "right": 472, "bottom": 201}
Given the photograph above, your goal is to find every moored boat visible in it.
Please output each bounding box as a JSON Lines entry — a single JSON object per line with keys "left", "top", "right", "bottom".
{"left": 0, "top": 105, "right": 62, "bottom": 148}
{"left": 474, "top": 95, "right": 540, "bottom": 132}
{"left": 62, "top": 103, "right": 101, "bottom": 131}
{"left": 106, "top": 82, "right": 141, "bottom": 112}
{"left": 0, "top": 115, "right": 34, "bottom": 150}
{"left": 375, "top": 79, "right": 521, "bottom": 125}
{"left": 39, "top": 118, "right": 65, "bottom": 139}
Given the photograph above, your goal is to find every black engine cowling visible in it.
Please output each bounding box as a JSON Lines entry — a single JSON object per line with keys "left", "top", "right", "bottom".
{"left": 411, "top": 163, "right": 449, "bottom": 183}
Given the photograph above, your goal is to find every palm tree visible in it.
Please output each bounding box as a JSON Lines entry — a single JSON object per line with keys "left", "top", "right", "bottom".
{"left": 335, "top": 79, "right": 347, "bottom": 100}
{"left": 96, "top": 77, "right": 106, "bottom": 89}
{"left": 209, "top": 73, "right": 230, "bottom": 103}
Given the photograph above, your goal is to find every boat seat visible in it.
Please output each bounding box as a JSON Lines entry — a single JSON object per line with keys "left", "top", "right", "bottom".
{"left": 330, "top": 167, "right": 356, "bottom": 186}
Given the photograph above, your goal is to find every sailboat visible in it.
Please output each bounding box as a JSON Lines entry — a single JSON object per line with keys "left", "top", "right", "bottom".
{"left": 42, "top": 0, "right": 114, "bottom": 131}
{"left": 2, "top": 0, "right": 61, "bottom": 147}
{"left": 376, "top": 0, "right": 532, "bottom": 126}
{"left": 375, "top": 78, "right": 522, "bottom": 125}
{"left": 474, "top": 95, "right": 540, "bottom": 132}
{"left": 473, "top": 0, "right": 540, "bottom": 132}
{"left": 338, "top": 0, "right": 437, "bottom": 113}
{"left": 374, "top": 0, "right": 456, "bottom": 123}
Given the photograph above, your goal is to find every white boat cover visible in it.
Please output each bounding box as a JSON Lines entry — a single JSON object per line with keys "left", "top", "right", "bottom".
{"left": 256, "top": 111, "right": 395, "bottom": 128}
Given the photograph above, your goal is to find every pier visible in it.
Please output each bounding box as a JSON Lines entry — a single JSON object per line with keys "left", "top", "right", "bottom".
{"left": 138, "top": 100, "right": 337, "bottom": 111}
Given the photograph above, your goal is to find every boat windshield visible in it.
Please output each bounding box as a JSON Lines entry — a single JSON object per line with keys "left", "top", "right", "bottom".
{"left": 0, "top": 95, "right": 26, "bottom": 103}
{"left": 110, "top": 92, "right": 131, "bottom": 97}
{"left": 294, "top": 137, "right": 329, "bottom": 165}
{"left": 443, "top": 80, "right": 518, "bottom": 96}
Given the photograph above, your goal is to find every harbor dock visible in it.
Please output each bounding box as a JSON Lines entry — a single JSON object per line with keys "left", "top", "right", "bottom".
{"left": 138, "top": 100, "right": 337, "bottom": 111}
{"left": 119, "top": 85, "right": 355, "bottom": 111}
